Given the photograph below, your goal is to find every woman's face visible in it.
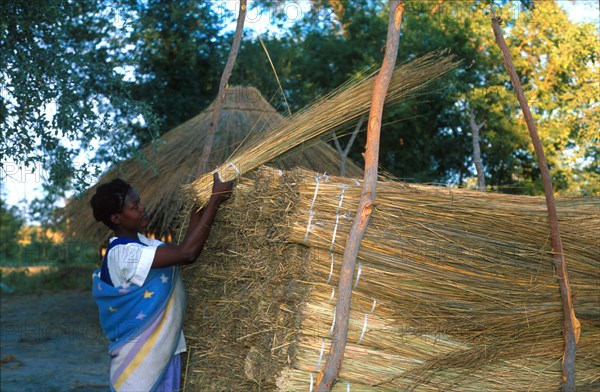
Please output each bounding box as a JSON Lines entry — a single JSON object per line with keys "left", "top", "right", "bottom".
{"left": 113, "top": 188, "right": 150, "bottom": 231}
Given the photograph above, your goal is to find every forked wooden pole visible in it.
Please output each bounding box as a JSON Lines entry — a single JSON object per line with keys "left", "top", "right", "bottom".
{"left": 491, "top": 15, "right": 580, "bottom": 392}
{"left": 315, "top": 1, "right": 404, "bottom": 390}
{"left": 197, "top": 0, "right": 247, "bottom": 176}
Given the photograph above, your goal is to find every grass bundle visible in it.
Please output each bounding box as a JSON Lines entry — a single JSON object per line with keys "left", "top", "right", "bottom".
{"left": 182, "top": 167, "right": 599, "bottom": 391}
{"left": 184, "top": 53, "right": 458, "bottom": 208}
{"left": 62, "top": 86, "right": 361, "bottom": 242}
{"left": 281, "top": 172, "right": 598, "bottom": 390}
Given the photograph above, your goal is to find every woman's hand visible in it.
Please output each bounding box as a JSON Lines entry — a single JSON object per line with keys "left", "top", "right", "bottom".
{"left": 210, "top": 172, "right": 235, "bottom": 205}
{"left": 152, "top": 173, "right": 236, "bottom": 268}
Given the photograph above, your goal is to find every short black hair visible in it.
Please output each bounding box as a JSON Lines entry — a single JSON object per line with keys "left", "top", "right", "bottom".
{"left": 90, "top": 179, "right": 132, "bottom": 229}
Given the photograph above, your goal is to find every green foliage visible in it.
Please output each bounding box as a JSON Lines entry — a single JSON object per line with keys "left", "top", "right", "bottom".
{"left": 0, "top": 196, "right": 24, "bottom": 263}
{"left": 1, "top": 0, "right": 596, "bottom": 218}
{"left": 506, "top": 2, "right": 599, "bottom": 195}
{"left": 0, "top": 0, "right": 161, "bottom": 195}
{"left": 0, "top": 265, "right": 93, "bottom": 294}
{"left": 235, "top": 0, "right": 388, "bottom": 112}
{"left": 1, "top": 189, "right": 97, "bottom": 266}
{"left": 242, "top": 0, "right": 597, "bottom": 195}
{"left": 1, "top": 194, "right": 94, "bottom": 292}
{"left": 125, "top": 0, "right": 228, "bottom": 139}
{"left": 1, "top": 239, "right": 98, "bottom": 267}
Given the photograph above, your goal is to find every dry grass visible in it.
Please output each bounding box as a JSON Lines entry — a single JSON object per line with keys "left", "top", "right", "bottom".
{"left": 181, "top": 167, "right": 599, "bottom": 391}
{"left": 62, "top": 86, "right": 362, "bottom": 242}
{"left": 184, "top": 53, "right": 459, "bottom": 209}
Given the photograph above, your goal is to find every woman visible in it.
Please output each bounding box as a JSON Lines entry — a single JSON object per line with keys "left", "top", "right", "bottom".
{"left": 90, "top": 173, "right": 233, "bottom": 391}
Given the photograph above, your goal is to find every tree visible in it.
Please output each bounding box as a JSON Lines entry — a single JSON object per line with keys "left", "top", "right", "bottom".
{"left": 351, "top": 1, "right": 596, "bottom": 194}
{"left": 234, "top": 0, "right": 388, "bottom": 113}
{"left": 505, "top": 1, "right": 599, "bottom": 195}
{"left": 2, "top": 0, "right": 595, "bottom": 214}
{"left": 241, "top": 1, "right": 596, "bottom": 195}
{"left": 0, "top": 0, "right": 159, "bottom": 195}
{"left": 0, "top": 195, "right": 24, "bottom": 263}
{"left": 125, "top": 0, "right": 228, "bottom": 140}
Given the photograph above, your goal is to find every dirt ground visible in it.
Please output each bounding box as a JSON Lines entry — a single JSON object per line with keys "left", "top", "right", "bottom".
{"left": 1, "top": 291, "right": 110, "bottom": 391}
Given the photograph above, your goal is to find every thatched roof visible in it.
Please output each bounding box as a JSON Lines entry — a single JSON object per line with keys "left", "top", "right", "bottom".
{"left": 65, "top": 86, "right": 362, "bottom": 241}
{"left": 182, "top": 167, "right": 599, "bottom": 391}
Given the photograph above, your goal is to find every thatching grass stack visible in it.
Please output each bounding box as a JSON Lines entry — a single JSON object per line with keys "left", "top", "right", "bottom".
{"left": 182, "top": 169, "right": 310, "bottom": 390}
{"left": 182, "top": 167, "right": 599, "bottom": 391}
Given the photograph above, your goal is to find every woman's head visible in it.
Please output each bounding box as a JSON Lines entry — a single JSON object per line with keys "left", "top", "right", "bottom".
{"left": 90, "top": 179, "right": 132, "bottom": 229}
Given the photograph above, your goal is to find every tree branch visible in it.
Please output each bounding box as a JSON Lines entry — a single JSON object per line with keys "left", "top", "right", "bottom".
{"left": 332, "top": 132, "right": 344, "bottom": 155}
{"left": 315, "top": 1, "right": 404, "bottom": 390}
{"left": 491, "top": 15, "right": 580, "bottom": 392}
{"left": 344, "top": 114, "right": 364, "bottom": 157}
{"left": 197, "top": 0, "right": 247, "bottom": 176}
{"left": 468, "top": 107, "right": 486, "bottom": 191}
{"left": 332, "top": 114, "right": 364, "bottom": 176}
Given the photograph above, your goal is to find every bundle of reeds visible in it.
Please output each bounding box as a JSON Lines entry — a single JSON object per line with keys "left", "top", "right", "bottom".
{"left": 182, "top": 167, "right": 599, "bottom": 391}
{"left": 62, "top": 86, "right": 362, "bottom": 242}
{"left": 184, "top": 53, "right": 458, "bottom": 208}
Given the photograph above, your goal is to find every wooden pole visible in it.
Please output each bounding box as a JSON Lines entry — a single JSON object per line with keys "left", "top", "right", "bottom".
{"left": 197, "top": 0, "right": 247, "bottom": 176}
{"left": 491, "top": 15, "right": 580, "bottom": 392}
{"left": 315, "top": 1, "right": 404, "bottom": 390}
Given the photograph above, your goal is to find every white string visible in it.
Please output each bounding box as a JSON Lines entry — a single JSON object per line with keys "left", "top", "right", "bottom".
{"left": 304, "top": 174, "right": 321, "bottom": 243}
{"left": 353, "top": 261, "right": 362, "bottom": 289}
{"left": 328, "top": 287, "right": 335, "bottom": 304}
{"left": 309, "top": 373, "right": 314, "bottom": 392}
{"left": 330, "top": 184, "right": 347, "bottom": 251}
{"left": 326, "top": 253, "right": 335, "bottom": 284}
{"left": 354, "top": 179, "right": 360, "bottom": 186}
{"left": 357, "top": 313, "right": 369, "bottom": 344}
{"left": 347, "top": 381, "right": 351, "bottom": 391}
{"left": 226, "top": 161, "right": 240, "bottom": 176}
{"left": 329, "top": 306, "right": 336, "bottom": 336}
{"left": 315, "top": 339, "right": 325, "bottom": 371}
{"left": 370, "top": 297, "right": 377, "bottom": 313}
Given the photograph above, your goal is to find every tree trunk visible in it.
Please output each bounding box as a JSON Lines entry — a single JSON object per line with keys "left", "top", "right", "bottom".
{"left": 315, "top": 1, "right": 404, "bottom": 390}
{"left": 468, "top": 108, "right": 486, "bottom": 191}
{"left": 491, "top": 15, "right": 580, "bottom": 392}
{"left": 197, "top": 0, "right": 247, "bottom": 176}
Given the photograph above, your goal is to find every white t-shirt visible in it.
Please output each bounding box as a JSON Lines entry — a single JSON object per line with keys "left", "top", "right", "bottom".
{"left": 104, "top": 233, "right": 186, "bottom": 355}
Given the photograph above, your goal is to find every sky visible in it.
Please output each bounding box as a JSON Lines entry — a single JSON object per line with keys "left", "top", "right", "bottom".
{"left": 2, "top": 0, "right": 599, "bottom": 221}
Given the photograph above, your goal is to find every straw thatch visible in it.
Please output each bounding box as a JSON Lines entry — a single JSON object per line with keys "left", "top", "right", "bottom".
{"left": 182, "top": 167, "right": 599, "bottom": 391}
{"left": 184, "top": 53, "right": 459, "bottom": 209}
{"left": 64, "top": 86, "right": 362, "bottom": 241}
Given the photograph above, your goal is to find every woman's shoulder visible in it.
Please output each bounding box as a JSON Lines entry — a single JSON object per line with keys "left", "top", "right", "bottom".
{"left": 136, "top": 233, "right": 165, "bottom": 247}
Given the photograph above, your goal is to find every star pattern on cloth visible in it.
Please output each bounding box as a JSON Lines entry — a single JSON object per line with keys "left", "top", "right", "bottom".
{"left": 160, "top": 273, "right": 169, "bottom": 284}
{"left": 136, "top": 311, "right": 146, "bottom": 320}
{"left": 109, "top": 306, "right": 118, "bottom": 313}
{"left": 92, "top": 272, "right": 100, "bottom": 278}
{"left": 143, "top": 290, "right": 154, "bottom": 299}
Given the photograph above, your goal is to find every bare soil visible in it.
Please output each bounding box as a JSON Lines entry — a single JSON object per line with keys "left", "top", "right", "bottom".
{"left": 1, "top": 291, "right": 110, "bottom": 391}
